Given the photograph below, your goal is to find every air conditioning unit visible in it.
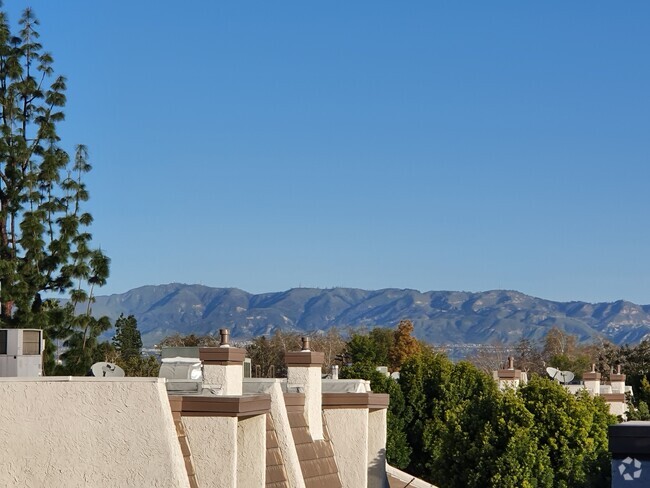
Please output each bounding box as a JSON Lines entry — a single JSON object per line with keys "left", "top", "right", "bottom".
{"left": 0, "top": 329, "right": 43, "bottom": 377}
{"left": 159, "top": 357, "right": 203, "bottom": 394}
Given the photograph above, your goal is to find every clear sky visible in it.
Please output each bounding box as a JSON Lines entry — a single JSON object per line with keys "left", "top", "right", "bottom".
{"left": 7, "top": 1, "right": 650, "bottom": 304}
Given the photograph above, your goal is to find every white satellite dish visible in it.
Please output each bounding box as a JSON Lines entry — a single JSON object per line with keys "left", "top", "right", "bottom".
{"left": 557, "top": 371, "right": 575, "bottom": 384}
{"left": 546, "top": 366, "right": 574, "bottom": 384}
{"left": 546, "top": 367, "right": 559, "bottom": 379}
{"left": 90, "top": 362, "right": 125, "bottom": 378}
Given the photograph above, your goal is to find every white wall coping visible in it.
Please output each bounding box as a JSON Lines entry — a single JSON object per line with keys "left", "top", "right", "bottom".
{"left": 0, "top": 376, "right": 165, "bottom": 383}
{"left": 322, "top": 379, "right": 371, "bottom": 393}
{"left": 386, "top": 464, "right": 437, "bottom": 488}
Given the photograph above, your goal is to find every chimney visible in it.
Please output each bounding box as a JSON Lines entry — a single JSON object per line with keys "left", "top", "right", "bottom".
{"left": 496, "top": 357, "right": 522, "bottom": 390}
{"left": 331, "top": 364, "right": 339, "bottom": 380}
{"left": 610, "top": 364, "right": 626, "bottom": 394}
{"left": 198, "top": 328, "right": 246, "bottom": 395}
{"left": 583, "top": 364, "right": 601, "bottom": 396}
{"left": 285, "top": 337, "right": 325, "bottom": 440}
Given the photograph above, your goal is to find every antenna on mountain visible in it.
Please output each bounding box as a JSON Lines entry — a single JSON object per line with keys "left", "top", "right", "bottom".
{"left": 546, "top": 367, "right": 575, "bottom": 384}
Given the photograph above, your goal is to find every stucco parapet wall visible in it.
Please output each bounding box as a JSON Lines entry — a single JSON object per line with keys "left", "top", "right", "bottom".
{"left": 199, "top": 346, "right": 246, "bottom": 365}
{"left": 497, "top": 369, "right": 521, "bottom": 379}
{"left": 284, "top": 351, "right": 325, "bottom": 366}
{"left": 322, "top": 392, "right": 390, "bottom": 410}
{"left": 169, "top": 393, "right": 271, "bottom": 417}
{"left": 0, "top": 376, "right": 165, "bottom": 383}
{"left": 284, "top": 392, "right": 306, "bottom": 412}
{"left": 602, "top": 393, "right": 626, "bottom": 402}
{"left": 322, "top": 378, "right": 371, "bottom": 393}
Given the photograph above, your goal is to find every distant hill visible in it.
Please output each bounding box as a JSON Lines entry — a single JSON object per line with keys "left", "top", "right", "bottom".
{"left": 86, "top": 283, "right": 650, "bottom": 347}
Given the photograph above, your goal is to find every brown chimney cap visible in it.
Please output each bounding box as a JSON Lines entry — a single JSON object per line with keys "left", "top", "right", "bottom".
{"left": 219, "top": 328, "right": 230, "bottom": 348}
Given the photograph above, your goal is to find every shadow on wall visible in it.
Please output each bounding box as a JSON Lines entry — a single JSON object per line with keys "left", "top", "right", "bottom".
{"left": 369, "top": 448, "right": 390, "bottom": 488}
{"left": 383, "top": 451, "right": 438, "bottom": 488}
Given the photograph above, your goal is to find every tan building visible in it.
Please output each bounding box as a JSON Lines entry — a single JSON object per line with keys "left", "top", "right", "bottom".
{"left": 494, "top": 357, "right": 631, "bottom": 418}
{"left": 0, "top": 330, "right": 434, "bottom": 488}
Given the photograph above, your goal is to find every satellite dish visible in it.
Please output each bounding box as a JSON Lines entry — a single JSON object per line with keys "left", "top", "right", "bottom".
{"left": 90, "top": 362, "right": 125, "bottom": 378}
{"left": 546, "top": 367, "right": 575, "bottom": 384}
{"left": 546, "top": 367, "right": 559, "bottom": 379}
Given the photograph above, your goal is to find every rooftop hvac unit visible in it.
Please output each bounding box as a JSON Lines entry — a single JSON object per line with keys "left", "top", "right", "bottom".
{"left": 159, "top": 357, "right": 203, "bottom": 394}
{"left": 0, "top": 329, "right": 43, "bottom": 377}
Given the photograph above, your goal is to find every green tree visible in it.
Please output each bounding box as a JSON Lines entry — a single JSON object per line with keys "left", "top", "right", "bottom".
{"left": 519, "top": 376, "right": 615, "bottom": 488}
{"left": 400, "top": 354, "right": 552, "bottom": 488}
{"left": 346, "top": 327, "right": 394, "bottom": 366}
{"left": 117, "top": 354, "right": 160, "bottom": 377}
{"left": 0, "top": 7, "right": 109, "bottom": 373}
{"left": 58, "top": 315, "right": 112, "bottom": 375}
{"left": 112, "top": 313, "right": 142, "bottom": 360}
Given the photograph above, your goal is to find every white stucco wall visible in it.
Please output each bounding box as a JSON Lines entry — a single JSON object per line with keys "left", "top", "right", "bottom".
{"left": 324, "top": 408, "right": 369, "bottom": 488}
{"left": 611, "top": 380, "right": 626, "bottom": 394}
{"left": 183, "top": 415, "right": 237, "bottom": 488}
{"left": 368, "top": 409, "right": 389, "bottom": 488}
{"left": 607, "top": 400, "right": 628, "bottom": 418}
{"left": 583, "top": 379, "right": 600, "bottom": 395}
{"left": 0, "top": 377, "right": 189, "bottom": 488}
{"left": 203, "top": 364, "right": 243, "bottom": 395}
{"left": 287, "top": 366, "right": 323, "bottom": 440}
{"left": 237, "top": 415, "right": 266, "bottom": 487}
{"left": 244, "top": 379, "right": 306, "bottom": 488}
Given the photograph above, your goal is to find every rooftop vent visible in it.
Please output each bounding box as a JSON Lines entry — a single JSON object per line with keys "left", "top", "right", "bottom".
{"left": 159, "top": 357, "right": 203, "bottom": 394}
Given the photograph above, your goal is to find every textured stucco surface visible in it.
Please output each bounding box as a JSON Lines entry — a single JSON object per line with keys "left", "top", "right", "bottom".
{"left": 0, "top": 378, "right": 189, "bottom": 488}
{"left": 607, "top": 400, "right": 627, "bottom": 417}
{"left": 184, "top": 416, "right": 237, "bottom": 488}
{"left": 244, "top": 380, "right": 306, "bottom": 488}
{"left": 324, "top": 408, "right": 369, "bottom": 488}
{"left": 237, "top": 415, "right": 266, "bottom": 487}
{"left": 203, "top": 363, "right": 243, "bottom": 395}
{"left": 287, "top": 366, "right": 323, "bottom": 440}
{"left": 583, "top": 379, "right": 600, "bottom": 395}
{"left": 368, "top": 409, "right": 389, "bottom": 488}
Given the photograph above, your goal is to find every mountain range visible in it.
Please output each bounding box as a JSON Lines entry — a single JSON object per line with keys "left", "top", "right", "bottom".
{"left": 87, "top": 283, "right": 650, "bottom": 348}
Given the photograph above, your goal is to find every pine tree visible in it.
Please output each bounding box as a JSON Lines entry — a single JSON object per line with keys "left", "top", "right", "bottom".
{"left": 112, "top": 314, "right": 142, "bottom": 360}
{"left": 0, "top": 7, "right": 109, "bottom": 372}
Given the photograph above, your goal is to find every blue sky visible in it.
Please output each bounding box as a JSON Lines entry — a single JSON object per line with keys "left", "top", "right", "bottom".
{"left": 7, "top": 1, "right": 650, "bottom": 304}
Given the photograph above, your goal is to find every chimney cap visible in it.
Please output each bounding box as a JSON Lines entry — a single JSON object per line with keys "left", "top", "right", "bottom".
{"left": 301, "top": 337, "right": 311, "bottom": 352}
{"left": 219, "top": 328, "right": 231, "bottom": 348}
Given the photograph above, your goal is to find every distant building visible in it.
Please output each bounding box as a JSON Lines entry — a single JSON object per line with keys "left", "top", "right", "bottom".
{"left": 494, "top": 357, "right": 630, "bottom": 418}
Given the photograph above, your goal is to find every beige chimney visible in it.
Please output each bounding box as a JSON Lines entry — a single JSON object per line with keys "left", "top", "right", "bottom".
{"left": 199, "top": 328, "right": 245, "bottom": 395}
{"left": 609, "top": 364, "right": 626, "bottom": 394}
{"left": 285, "top": 337, "right": 325, "bottom": 440}
{"left": 583, "top": 364, "right": 601, "bottom": 395}
{"left": 496, "top": 356, "right": 522, "bottom": 390}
